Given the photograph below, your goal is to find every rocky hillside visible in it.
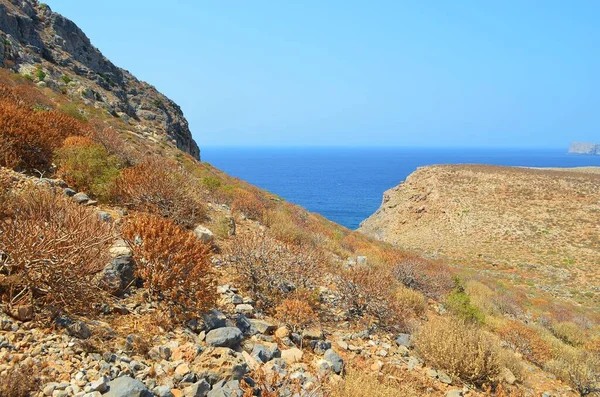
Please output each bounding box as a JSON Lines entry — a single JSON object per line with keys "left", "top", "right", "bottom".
{"left": 360, "top": 164, "right": 600, "bottom": 316}
{"left": 0, "top": 0, "right": 199, "bottom": 159}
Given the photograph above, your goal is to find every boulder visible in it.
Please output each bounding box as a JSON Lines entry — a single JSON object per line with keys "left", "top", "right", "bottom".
{"left": 104, "top": 376, "right": 152, "bottom": 397}
{"left": 191, "top": 347, "right": 248, "bottom": 384}
{"left": 194, "top": 225, "right": 214, "bottom": 243}
{"left": 205, "top": 327, "right": 243, "bottom": 348}
{"left": 324, "top": 349, "right": 344, "bottom": 374}
{"left": 281, "top": 348, "right": 303, "bottom": 364}
{"left": 234, "top": 304, "right": 253, "bottom": 316}
{"left": 100, "top": 255, "right": 135, "bottom": 294}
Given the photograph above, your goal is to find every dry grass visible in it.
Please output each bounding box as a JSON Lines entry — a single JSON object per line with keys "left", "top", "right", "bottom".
{"left": 121, "top": 213, "right": 216, "bottom": 323}
{"left": 545, "top": 350, "right": 600, "bottom": 396}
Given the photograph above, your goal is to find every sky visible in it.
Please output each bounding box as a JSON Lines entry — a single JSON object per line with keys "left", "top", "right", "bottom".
{"left": 45, "top": 1, "right": 599, "bottom": 148}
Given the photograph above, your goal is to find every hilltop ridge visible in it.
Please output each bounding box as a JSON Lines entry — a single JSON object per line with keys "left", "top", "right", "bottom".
{"left": 0, "top": 0, "right": 200, "bottom": 158}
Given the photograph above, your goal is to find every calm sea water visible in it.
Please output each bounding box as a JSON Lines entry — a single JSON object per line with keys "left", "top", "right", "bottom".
{"left": 202, "top": 147, "right": 600, "bottom": 230}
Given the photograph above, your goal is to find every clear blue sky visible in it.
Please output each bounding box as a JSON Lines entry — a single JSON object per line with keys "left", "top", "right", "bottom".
{"left": 45, "top": 1, "right": 599, "bottom": 148}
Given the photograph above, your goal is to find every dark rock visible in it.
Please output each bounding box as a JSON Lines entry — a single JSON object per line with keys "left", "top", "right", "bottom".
{"left": 183, "top": 379, "right": 210, "bottom": 397}
{"left": 72, "top": 192, "right": 90, "bottom": 204}
{"left": 206, "top": 327, "right": 243, "bottom": 348}
{"left": 311, "top": 340, "right": 331, "bottom": 354}
{"left": 104, "top": 376, "right": 152, "bottom": 397}
{"left": 324, "top": 349, "right": 344, "bottom": 374}
{"left": 63, "top": 187, "right": 76, "bottom": 197}
{"left": 66, "top": 320, "right": 91, "bottom": 339}
{"left": 202, "top": 310, "right": 227, "bottom": 332}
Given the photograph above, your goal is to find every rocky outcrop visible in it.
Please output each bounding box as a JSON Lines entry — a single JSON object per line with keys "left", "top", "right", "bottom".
{"left": 0, "top": 0, "right": 200, "bottom": 159}
{"left": 568, "top": 142, "right": 600, "bottom": 155}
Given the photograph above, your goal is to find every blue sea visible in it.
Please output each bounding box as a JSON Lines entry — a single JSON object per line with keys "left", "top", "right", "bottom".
{"left": 202, "top": 147, "right": 600, "bottom": 230}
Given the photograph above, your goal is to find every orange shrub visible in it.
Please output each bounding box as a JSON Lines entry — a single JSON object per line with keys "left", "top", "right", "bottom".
{"left": 0, "top": 188, "right": 113, "bottom": 318}
{"left": 231, "top": 188, "right": 269, "bottom": 222}
{"left": 113, "top": 157, "right": 207, "bottom": 227}
{"left": 121, "top": 213, "right": 216, "bottom": 322}
{"left": 0, "top": 100, "right": 91, "bottom": 171}
{"left": 275, "top": 298, "right": 315, "bottom": 332}
{"left": 392, "top": 257, "right": 454, "bottom": 299}
{"left": 62, "top": 135, "right": 96, "bottom": 148}
{"left": 497, "top": 321, "right": 552, "bottom": 366}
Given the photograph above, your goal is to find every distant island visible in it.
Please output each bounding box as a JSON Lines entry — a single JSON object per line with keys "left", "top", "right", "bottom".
{"left": 568, "top": 141, "right": 600, "bottom": 155}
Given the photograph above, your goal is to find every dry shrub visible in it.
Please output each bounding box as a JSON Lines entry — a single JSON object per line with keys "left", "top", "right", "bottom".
{"left": 335, "top": 266, "right": 407, "bottom": 330}
{"left": 121, "top": 213, "right": 216, "bottom": 323}
{"left": 395, "top": 285, "right": 427, "bottom": 318}
{"left": 0, "top": 78, "right": 52, "bottom": 108}
{"left": 227, "top": 233, "right": 326, "bottom": 311}
{"left": 414, "top": 316, "right": 503, "bottom": 387}
{"left": 93, "top": 128, "right": 141, "bottom": 167}
{"left": 0, "top": 363, "right": 41, "bottom": 397}
{"left": 275, "top": 298, "right": 315, "bottom": 332}
{"left": 497, "top": 320, "right": 552, "bottom": 366}
{"left": 545, "top": 350, "right": 600, "bottom": 396}
{"left": 241, "top": 368, "right": 306, "bottom": 397}
{"left": 392, "top": 257, "right": 454, "bottom": 299}
{"left": 114, "top": 157, "right": 207, "bottom": 227}
{"left": 55, "top": 137, "right": 121, "bottom": 201}
{"left": 0, "top": 99, "right": 91, "bottom": 171}
{"left": 266, "top": 209, "right": 315, "bottom": 246}
{"left": 231, "top": 188, "right": 269, "bottom": 222}
{"left": 0, "top": 188, "right": 112, "bottom": 318}
{"left": 551, "top": 321, "right": 587, "bottom": 347}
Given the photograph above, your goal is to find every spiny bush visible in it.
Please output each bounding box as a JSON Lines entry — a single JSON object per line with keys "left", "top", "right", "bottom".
{"left": 0, "top": 363, "right": 41, "bottom": 397}
{"left": 330, "top": 369, "right": 400, "bottom": 397}
{"left": 392, "top": 257, "right": 454, "bottom": 299}
{"left": 0, "top": 188, "right": 113, "bottom": 318}
{"left": 497, "top": 320, "right": 552, "bottom": 366}
{"left": 55, "top": 137, "right": 121, "bottom": 201}
{"left": 121, "top": 213, "right": 216, "bottom": 323}
{"left": 414, "top": 316, "right": 503, "bottom": 387}
{"left": 92, "top": 128, "right": 141, "bottom": 167}
{"left": 0, "top": 100, "right": 91, "bottom": 171}
{"left": 114, "top": 157, "right": 207, "bottom": 228}
{"left": 395, "top": 285, "right": 427, "bottom": 318}
{"left": 227, "top": 234, "right": 327, "bottom": 311}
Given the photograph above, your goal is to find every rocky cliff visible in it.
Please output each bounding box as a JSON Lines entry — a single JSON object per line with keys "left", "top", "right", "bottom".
{"left": 568, "top": 141, "right": 600, "bottom": 155}
{"left": 0, "top": 0, "right": 200, "bottom": 158}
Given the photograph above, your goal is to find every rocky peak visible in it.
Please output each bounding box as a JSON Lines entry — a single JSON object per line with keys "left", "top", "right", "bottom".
{"left": 0, "top": 0, "right": 200, "bottom": 159}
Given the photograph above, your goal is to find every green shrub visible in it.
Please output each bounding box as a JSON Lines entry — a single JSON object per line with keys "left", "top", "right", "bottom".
{"left": 35, "top": 69, "right": 46, "bottom": 81}
{"left": 445, "top": 279, "right": 485, "bottom": 324}
{"left": 61, "top": 75, "right": 72, "bottom": 84}
{"left": 55, "top": 139, "right": 121, "bottom": 201}
{"left": 201, "top": 176, "right": 222, "bottom": 192}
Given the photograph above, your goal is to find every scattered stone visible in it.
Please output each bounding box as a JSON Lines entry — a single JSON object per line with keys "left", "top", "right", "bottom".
{"left": 202, "top": 310, "right": 227, "bottom": 331}
{"left": 438, "top": 370, "right": 452, "bottom": 385}
{"left": 67, "top": 321, "right": 92, "bottom": 339}
{"left": 154, "top": 385, "right": 174, "bottom": 397}
{"left": 230, "top": 295, "right": 243, "bottom": 305}
{"left": 370, "top": 360, "right": 384, "bottom": 371}
{"left": 356, "top": 256, "right": 368, "bottom": 265}
{"left": 275, "top": 326, "right": 290, "bottom": 339}
{"left": 281, "top": 348, "right": 303, "bottom": 364}
{"left": 248, "top": 319, "right": 276, "bottom": 335}
{"left": 191, "top": 347, "right": 248, "bottom": 384}
{"left": 72, "top": 192, "right": 90, "bottom": 204}
{"left": 104, "top": 376, "right": 152, "bottom": 397}
{"left": 395, "top": 333, "right": 412, "bottom": 348}
{"left": 302, "top": 328, "right": 324, "bottom": 340}
{"left": 194, "top": 225, "right": 214, "bottom": 243}
{"left": 88, "top": 377, "right": 108, "bottom": 393}
{"left": 234, "top": 304, "right": 253, "bottom": 316}
{"left": 183, "top": 379, "right": 210, "bottom": 397}
{"left": 324, "top": 349, "right": 344, "bottom": 374}
{"left": 446, "top": 390, "right": 463, "bottom": 397}
{"left": 206, "top": 327, "right": 243, "bottom": 348}
{"left": 98, "top": 211, "right": 113, "bottom": 222}
{"left": 63, "top": 187, "right": 76, "bottom": 197}
{"left": 337, "top": 341, "right": 348, "bottom": 350}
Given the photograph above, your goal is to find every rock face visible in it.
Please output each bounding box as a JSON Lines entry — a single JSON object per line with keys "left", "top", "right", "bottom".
{"left": 568, "top": 142, "right": 600, "bottom": 155}
{"left": 0, "top": 0, "right": 200, "bottom": 159}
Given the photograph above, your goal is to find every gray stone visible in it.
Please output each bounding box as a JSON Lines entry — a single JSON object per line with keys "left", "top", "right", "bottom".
{"left": 206, "top": 327, "right": 243, "bottom": 348}
{"left": 98, "top": 211, "right": 113, "bottom": 222}
{"left": 88, "top": 377, "right": 107, "bottom": 393}
{"left": 101, "top": 255, "right": 135, "bottom": 294}
{"left": 72, "top": 192, "right": 90, "bottom": 204}
{"left": 63, "top": 187, "right": 76, "bottom": 197}
{"left": 148, "top": 345, "right": 171, "bottom": 361}
{"left": 323, "top": 349, "right": 344, "bottom": 374}
{"left": 194, "top": 225, "right": 214, "bottom": 243}
{"left": 234, "top": 304, "right": 253, "bottom": 315}
{"left": 251, "top": 344, "right": 279, "bottom": 363}
{"left": 67, "top": 321, "right": 91, "bottom": 339}
{"left": 395, "top": 333, "right": 413, "bottom": 348}
{"left": 104, "top": 376, "right": 152, "bottom": 397}
{"left": 183, "top": 379, "right": 210, "bottom": 397}
{"left": 202, "top": 310, "right": 227, "bottom": 331}
{"left": 438, "top": 370, "right": 452, "bottom": 384}
{"left": 154, "top": 385, "right": 173, "bottom": 397}
{"left": 248, "top": 319, "right": 276, "bottom": 335}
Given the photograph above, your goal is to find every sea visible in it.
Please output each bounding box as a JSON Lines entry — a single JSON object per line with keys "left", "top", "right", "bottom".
{"left": 201, "top": 147, "right": 600, "bottom": 230}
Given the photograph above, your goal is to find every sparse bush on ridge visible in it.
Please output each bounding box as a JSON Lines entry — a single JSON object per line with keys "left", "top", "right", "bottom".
{"left": 275, "top": 298, "right": 315, "bottom": 333}
{"left": 392, "top": 257, "right": 454, "bottom": 300}
{"left": 113, "top": 157, "right": 207, "bottom": 228}
{"left": 545, "top": 350, "right": 600, "bottom": 396}
{"left": 231, "top": 188, "right": 270, "bottom": 222}
{"left": 445, "top": 280, "right": 485, "bottom": 324}
{"left": 121, "top": 213, "right": 216, "bottom": 323}
{"left": 551, "top": 321, "right": 587, "bottom": 347}
{"left": 0, "top": 188, "right": 113, "bottom": 318}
